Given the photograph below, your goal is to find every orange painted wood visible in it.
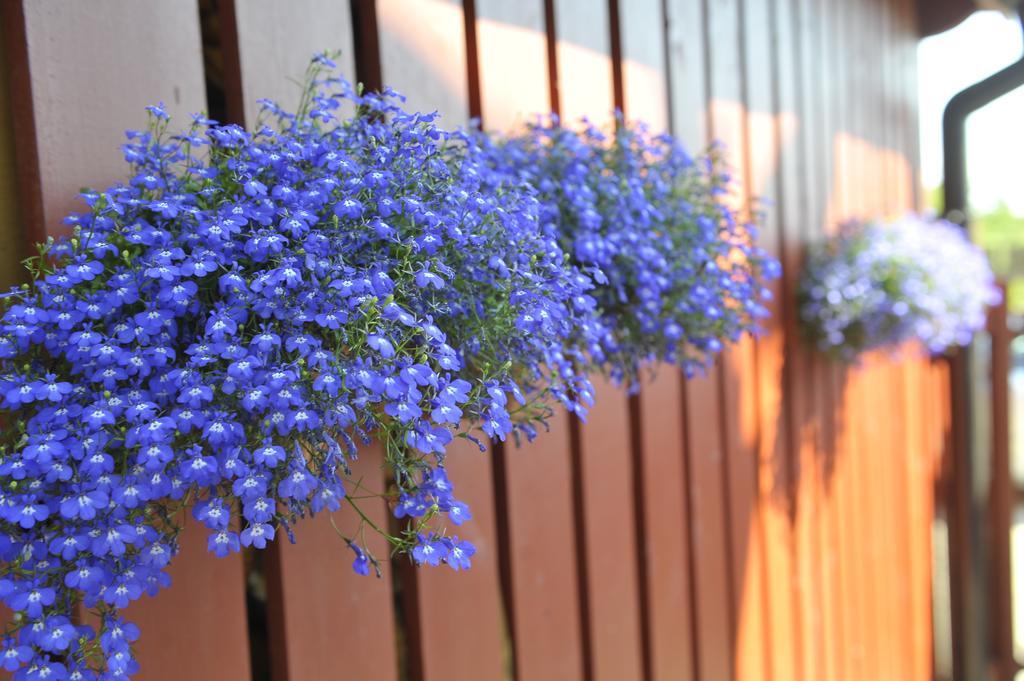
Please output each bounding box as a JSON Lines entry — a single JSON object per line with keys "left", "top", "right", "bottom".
{"left": 814, "top": 4, "right": 844, "bottom": 681}
{"left": 123, "top": 521, "right": 252, "bottom": 681}
{"left": 766, "top": 0, "right": 812, "bottom": 678}
{"left": 264, "top": 442, "right": 398, "bottom": 681}
{"left": 826, "top": 4, "right": 859, "bottom": 680}
{"left": 683, "top": 375, "right": 735, "bottom": 681}
{"left": 405, "top": 438, "right": 506, "bottom": 681}
{"left": 793, "top": 0, "right": 831, "bottom": 677}
{"left": 744, "top": 0, "right": 802, "bottom": 679}
{"left": 501, "top": 410, "right": 586, "bottom": 681}
{"left": 633, "top": 373, "right": 697, "bottom": 681}
{"left": 575, "top": 377, "right": 645, "bottom": 681}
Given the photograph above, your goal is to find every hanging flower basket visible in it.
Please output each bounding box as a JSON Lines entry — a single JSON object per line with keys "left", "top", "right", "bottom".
{"left": 799, "top": 213, "right": 1000, "bottom": 361}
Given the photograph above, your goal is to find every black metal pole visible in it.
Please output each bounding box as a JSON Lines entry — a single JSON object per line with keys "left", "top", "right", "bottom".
{"left": 941, "top": 7, "right": 1024, "bottom": 680}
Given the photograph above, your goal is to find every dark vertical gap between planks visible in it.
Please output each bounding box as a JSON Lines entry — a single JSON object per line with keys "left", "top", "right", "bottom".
{"left": 213, "top": 0, "right": 244, "bottom": 126}
{"left": 395, "top": 537, "right": 422, "bottom": 681}
{"left": 488, "top": 441, "right": 519, "bottom": 681}
{"left": 350, "top": 0, "right": 382, "bottom": 92}
{"left": 787, "top": 0, "right": 809, "bottom": 675}
{"left": 608, "top": 0, "right": 625, "bottom": 117}
{"left": 543, "top": 0, "right": 560, "bottom": 116}
{"left": 461, "top": 0, "right": 483, "bottom": 121}
{"left": 199, "top": 6, "right": 267, "bottom": 679}
{"left": 626, "top": 395, "right": 655, "bottom": 681}
{"left": 568, "top": 414, "right": 595, "bottom": 681}
{"left": 677, "top": 372, "right": 702, "bottom": 681}
{"left": 0, "top": 0, "right": 44, "bottom": 257}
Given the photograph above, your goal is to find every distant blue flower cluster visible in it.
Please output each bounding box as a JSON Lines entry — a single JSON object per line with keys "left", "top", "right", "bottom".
{"left": 0, "top": 54, "right": 776, "bottom": 680}
{"left": 799, "top": 214, "right": 999, "bottom": 360}
{"left": 472, "top": 117, "right": 779, "bottom": 386}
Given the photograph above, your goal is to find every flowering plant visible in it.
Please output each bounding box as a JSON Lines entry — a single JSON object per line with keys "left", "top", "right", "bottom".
{"left": 799, "top": 213, "right": 1000, "bottom": 360}
{"left": 472, "top": 117, "right": 779, "bottom": 386}
{"left": 0, "top": 56, "right": 595, "bottom": 679}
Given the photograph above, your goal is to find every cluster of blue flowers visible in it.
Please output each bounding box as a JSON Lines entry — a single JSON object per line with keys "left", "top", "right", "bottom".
{"left": 0, "top": 56, "right": 597, "bottom": 679}
{"left": 0, "top": 54, "right": 778, "bottom": 679}
{"left": 472, "top": 117, "right": 779, "bottom": 386}
{"left": 799, "top": 214, "right": 999, "bottom": 360}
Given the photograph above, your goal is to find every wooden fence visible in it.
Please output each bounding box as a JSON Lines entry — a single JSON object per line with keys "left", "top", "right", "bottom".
{"left": 0, "top": 1, "right": 946, "bottom": 680}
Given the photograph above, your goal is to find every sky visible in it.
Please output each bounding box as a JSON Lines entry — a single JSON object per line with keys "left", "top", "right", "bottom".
{"left": 918, "top": 10, "right": 1024, "bottom": 214}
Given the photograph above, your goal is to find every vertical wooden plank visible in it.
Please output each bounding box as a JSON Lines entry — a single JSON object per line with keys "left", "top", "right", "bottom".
{"left": 664, "top": 2, "right": 736, "bottom": 678}
{"left": 795, "top": 0, "right": 830, "bottom": 676}
{"left": 812, "top": 2, "right": 843, "bottom": 680}
{"left": 897, "top": 1, "right": 933, "bottom": 677}
{"left": 265, "top": 444, "right": 398, "bottom": 681}
{"left": 125, "top": 520, "right": 252, "bottom": 680}
{"left": 374, "top": 8, "right": 508, "bottom": 680}
{"left": 3, "top": 4, "right": 252, "bottom": 680}
{"left": 403, "top": 440, "right": 506, "bottom": 681}
{"left": 220, "top": 10, "right": 399, "bottom": 681}
{"left": 230, "top": 0, "right": 358, "bottom": 125}
{"left": 616, "top": 4, "right": 696, "bottom": 680}
{"left": 880, "top": 3, "right": 916, "bottom": 678}
{"left": 501, "top": 412, "right": 586, "bottom": 681}
{"left": 633, "top": 373, "right": 697, "bottom": 681}
{"left": 551, "top": 0, "right": 614, "bottom": 124}
{"left": 474, "top": 0, "right": 550, "bottom": 129}
{"left": 551, "top": 4, "right": 645, "bottom": 678}
{"left": 767, "top": 0, "right": 811, "bottom": 677}
{"left": 705, "top": 2, "right": 771, "bottom": 680}
{"left": 376, "top": 0, "right": 470, "bottom": 122}
{"left": 827, "top": 1, "right": 861, "bottom": 678}
{"left": 5, "top": 0, "right": 207, "bottom": 240}
{"left": 745, "top": 0, "right": 802, "bottom": 678}
{"left": 575, "top": 377, "right": 645, "bottom": 681}
{"left": 616, "top": 0, "right": 669, "bottom": 131}
{"left": 470, "top": 7, "right": 586, "bottom": 680}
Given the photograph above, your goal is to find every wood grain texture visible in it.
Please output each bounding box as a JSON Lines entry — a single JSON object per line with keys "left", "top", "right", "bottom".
{"left": 264, "top": 443, "right": 399, "bottom": 681}
{"left": 501, "top": 410, "right": 586, "bottom": 681}
{"left": 125, "top": 521, "right": 252, "bottom": 681}
{"left": 230, "top": 0, "right": 358, "bottom": 126}
{"left": 575, "top": 377, "right": 645, "bottom": 681}
{"left": 474, "top": 0, "right": 550, "bottom": 129}
{"left": 9, "top": 0, "right": 207, "bottom": 239}
{"left": 551, "top": 0, "right": 614, "bottom": 125}
{"left": 376, "top": 0, "right": 469, "bottom": 122}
